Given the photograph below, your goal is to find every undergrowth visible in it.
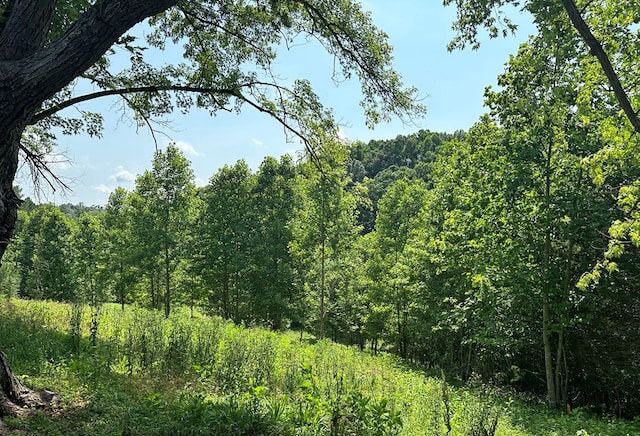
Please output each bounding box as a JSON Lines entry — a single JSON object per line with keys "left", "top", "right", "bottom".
{"left": 0, "top": 298, "right": 638, "bottom": 435}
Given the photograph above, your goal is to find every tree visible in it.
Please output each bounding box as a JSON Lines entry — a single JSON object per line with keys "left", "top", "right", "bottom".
{"left": 133, "top": 145, "right": 195, "bottom": 317}
{"left": 73, "top": 213, "right": 106, "bottom": 306}
{"left": 249, "top": 155, "right": 299, "bottom": 330}
{"left": 444, "top": 0, "right": 640, "bottom": 409}
{"left": 292, "top": 141, "right": 360, "bottom": 339}
{"left": 373, "top": 178, "right": 428, "bottom": 358}
{"left": 72, "top": 212, "right": 107, "bottom": 349}
{"left": 0, "top": 0, "right": 420, "bottom": 265}
{"left": 18, "top": 204, "right": 76, "bottom": 301}
{"left": 103, "top": 187, "right": 136, "bottom": 311}
{"left": 445, "top": 0, "right": 640, "bottom": 132}
{"left": 128, "top": 179, "right": 165, "bottom": 310}
{"left": 347, "top": 130, "right": 451, "bottom": 232}
{"left": 0, "top": 0, "right": 421, "bottom": 417}
{"left": 483, "top": 25, "right": 617, "bottom": 408}
{"left": 197, "top": 160, "right": 254, "bottom": 322}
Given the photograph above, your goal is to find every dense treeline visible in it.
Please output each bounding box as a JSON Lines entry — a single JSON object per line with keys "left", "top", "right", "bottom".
{"left": 4, "top": 24, "right": 640, "bottom": 420}
{"left": 5, "top": 123, "right": 640, "bottom": 419}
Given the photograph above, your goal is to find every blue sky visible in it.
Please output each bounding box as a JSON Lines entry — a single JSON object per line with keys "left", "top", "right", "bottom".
{"left": 19, "top": 1, "right": 534, "bottom": 206}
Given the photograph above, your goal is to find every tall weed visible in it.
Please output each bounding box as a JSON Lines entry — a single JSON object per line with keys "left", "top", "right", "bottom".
{"left": 1, "top": 298, "right": 639, "bottom": 436}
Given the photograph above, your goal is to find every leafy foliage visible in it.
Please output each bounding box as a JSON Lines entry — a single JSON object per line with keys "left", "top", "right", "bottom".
{"left": 5, "top": 0, "right": 640, "bottom": 422}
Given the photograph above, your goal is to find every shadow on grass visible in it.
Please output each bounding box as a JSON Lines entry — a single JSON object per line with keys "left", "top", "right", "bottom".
{"left": 2, "top": 300, "right": 639, "bottom": 436}
{"left": 0, "top": 301, "right": 140, "bottom": 435}
{"left": 3, "top": 365, "right": 289, "bottom": 436}
{"left": 0, "top": 301, "right": 288, "bottom": 435}
{"left": 0, "top": 300, "right": 79, "bottom": 375}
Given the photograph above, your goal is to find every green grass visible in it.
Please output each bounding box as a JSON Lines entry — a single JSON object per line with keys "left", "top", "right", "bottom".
{"left": 0, "top": 298, "right": 638, "bottom": 435}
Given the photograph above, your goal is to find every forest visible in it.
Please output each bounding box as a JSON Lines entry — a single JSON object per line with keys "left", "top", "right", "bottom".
{"left": 4, "top": 114, "right": 640, "bottom": 421}
{"left": 1, "top": 0, "right": 640, "bottom": 433}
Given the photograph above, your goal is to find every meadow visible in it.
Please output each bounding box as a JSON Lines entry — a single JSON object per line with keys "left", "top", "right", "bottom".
{"left": 0, "top": 298, "right": 637, "bottom": 435}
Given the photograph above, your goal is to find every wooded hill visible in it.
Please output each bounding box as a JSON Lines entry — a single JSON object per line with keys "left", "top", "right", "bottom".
{"left": 4, "top": 119, "right": 640, "bottom": 419}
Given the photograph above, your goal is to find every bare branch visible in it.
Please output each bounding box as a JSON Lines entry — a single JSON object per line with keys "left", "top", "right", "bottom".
{"left": 18, "top": 143, "right": 72, "bottom": 195}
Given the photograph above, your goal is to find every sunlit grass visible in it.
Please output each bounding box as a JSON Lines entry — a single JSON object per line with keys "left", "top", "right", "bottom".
{"left": 0, "top": 297, "right": 638, "bottom": 435}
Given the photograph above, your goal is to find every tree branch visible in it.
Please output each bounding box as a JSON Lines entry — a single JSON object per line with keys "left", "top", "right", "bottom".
{"left": 18, "top": 143, "right": 72, "bottom": 194}
{"left": 31, "top": 80, "right": 327, "bottom": 170}
{"left": 179, "top": 5, "right": 272, "bottom": 60}
{"left": 15, "top": 0, "right": 178, "bottom": 119}
{"left": 0, "top": 0, "right": 56, "bottom": 60}
{"left": 31, "top": 85, "right": 240, "bottom": 125}
{"left": 560, "top": 0, "right": 640, "bottom": 133}
{"left": 233, "top": 89, "right": 325, "bottom": 173}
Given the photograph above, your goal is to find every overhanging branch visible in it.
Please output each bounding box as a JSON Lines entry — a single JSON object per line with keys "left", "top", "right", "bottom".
{"left": 234, "top": 89, "right": 325, "bottom": 173}
{"left": 18, "top": 143, "right": 72, "bottom": 194}
{"left": 31, "top": 85, "right": 240, "bottom": 125}
{"left": 30, "top": 80, "right": 328, "bottom": 172}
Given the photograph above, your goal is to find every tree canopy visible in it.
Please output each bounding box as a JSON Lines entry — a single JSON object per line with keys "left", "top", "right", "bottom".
{"left": 0, "top": 0, "right": 423, "bottom": 264}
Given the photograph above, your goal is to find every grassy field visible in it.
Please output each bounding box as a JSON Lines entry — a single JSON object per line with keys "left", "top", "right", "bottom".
{"left": 0, "top": 298, "right": 638, "bottom": 435}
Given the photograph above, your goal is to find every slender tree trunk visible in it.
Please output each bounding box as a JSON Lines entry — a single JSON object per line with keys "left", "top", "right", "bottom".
{"left": 555, "top": 327, "right": 565, "bottom": 406}
{"left": 319, "top": 176, "right": 327, "bottom": 340}
{"left": 542, "top": 139, "right": 558, "bottom": 409}
{"left": 271, "top": 253, "right": 282, "bottom": 330}
{"left": 396, "top": 300, "right": 404, "bottom": 358}
{"left": 557, "top": 238, "right": 574, "bottom": 407}
{"left": 319, "top": 234, "right": 326, "bottom": 339}
{"left": 234, "top": 277, "right": 240, "bottom": 324}
{"left": 222, "top": 267, "right": 229, "bottom": 319}
{"left": 403, "top": 309, "right": 409, "bottom": 360}
{"left": 542, "top": 289, "right": 557, "bottom": 408}
{"left": 164, "top": 238, "right": 170, "bottom": 319}
{"left": 119, "top": 261, "right": 125, "bottom": 311}
{"left": 150, "top": 274, "right": 156, "bottom": 310}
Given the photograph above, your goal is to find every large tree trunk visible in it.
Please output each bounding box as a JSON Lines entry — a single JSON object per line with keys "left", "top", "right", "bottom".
{"left": 0, "top": 131, "right": 60, "bottom": 419}
{"left": 0, "top": 0, "right": 179, "bottom": 420}
{"left": 0, "top": 352, "right": 59, "bottom": 417}
{"left": 0, "top": 131, "right": 21, "bottom": 265}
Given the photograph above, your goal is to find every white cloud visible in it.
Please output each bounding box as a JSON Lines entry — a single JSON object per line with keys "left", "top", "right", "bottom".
{"left": 171, "top": 140, "right": 203, "bottom": 157}
{"left": 94, "top": 184, "right": 113, "bottom": 194}
{"left": 252, "top": 138, "right": 264, "bottom": 147}
{"left": 337, "top": 128, "right": 349, "bottom": 142}
{"left": 110, "top": 165, "right": 136, "bottom": 183}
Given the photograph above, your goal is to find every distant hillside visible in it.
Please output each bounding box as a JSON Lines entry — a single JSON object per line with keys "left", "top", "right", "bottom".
{"left": 348, "top": 129, "right": 463, "bottom": 232}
